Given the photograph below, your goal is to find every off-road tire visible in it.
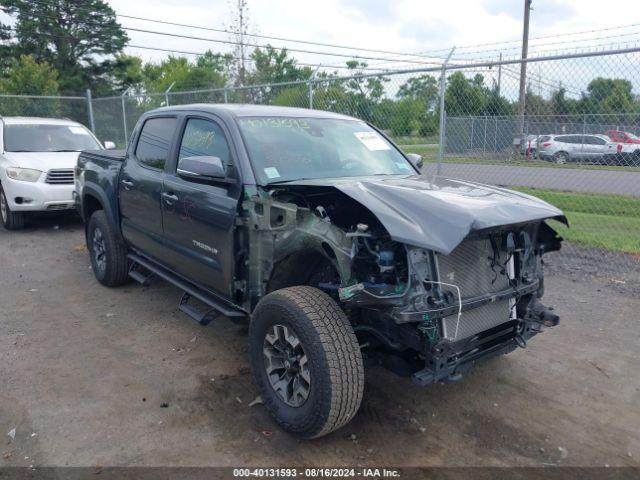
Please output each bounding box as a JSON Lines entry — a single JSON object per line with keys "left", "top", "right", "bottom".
{"left": 0, "top": 185, "right": 26, "bottom": 230}
{"left": 249, "top": 286, "right": 364, "bottom": 438}
{"left": 87, "top": 210, "right": 129, "bottom": 287}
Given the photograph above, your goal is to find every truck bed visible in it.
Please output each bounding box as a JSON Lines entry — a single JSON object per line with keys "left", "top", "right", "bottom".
{"left": 79, "top": 149, "right": 127, "bottom": 162}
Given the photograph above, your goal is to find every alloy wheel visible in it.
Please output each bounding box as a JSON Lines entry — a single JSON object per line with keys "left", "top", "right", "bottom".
{"left": 555, "top": 153, "right": 568, "bottom": 165}
{"left": 263, "top": 324, "right": 311, "bottom": 408}
{"left": 92, "top": 227, "right": 107, "bottom": 274}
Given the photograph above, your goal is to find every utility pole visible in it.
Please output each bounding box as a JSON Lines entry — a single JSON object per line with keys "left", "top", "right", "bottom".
{"left": 497, "top": 52, "right": 502, "bottom": 97}
{"left": 516, "top": 0, "right": 532, "bottom": 153}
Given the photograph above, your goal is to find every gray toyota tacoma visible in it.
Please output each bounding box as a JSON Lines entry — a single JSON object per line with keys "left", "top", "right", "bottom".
{"left": 75, "top": 104, "right": 565, "bottom": 438}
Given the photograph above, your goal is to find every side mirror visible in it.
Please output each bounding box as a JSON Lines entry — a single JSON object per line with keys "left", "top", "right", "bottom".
{"left": 406, "top": 153, "right": 424, "bottom": 170}
{"left": 177, "top": 156, "right": 226, "bottom": 181}
{"left": 104, "top": 141, "right": 116, "bottom": 150}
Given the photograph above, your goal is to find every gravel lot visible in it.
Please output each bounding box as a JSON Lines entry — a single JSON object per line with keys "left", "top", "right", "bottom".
{"left": 1, "top": 214, "right": 639, "bottom": 468}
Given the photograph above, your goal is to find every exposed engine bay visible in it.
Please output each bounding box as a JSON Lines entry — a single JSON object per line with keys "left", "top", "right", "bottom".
{"left": 235, "top": 179, "right": 564, "bottom": 385}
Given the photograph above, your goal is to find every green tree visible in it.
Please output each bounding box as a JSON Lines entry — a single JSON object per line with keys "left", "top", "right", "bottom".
{"left": 549, "top": 86, "right": 579, "bottom": 118}
{"left": 102, "top": 54, "right": 144, "bottom": 93}
{"left": 524, "top": 86, "right": 548, "bottom": 115}
{"left": 582, "top": 77, "right": 635, "bottom": 114}
{"left": 0, "top": 55, "right": 60, "bottom": 116}
{"left": 0, "top": 23, "right": 12, "bottom": 70}
{"left": 1, "top": 0, "right": 127, "bottom": 94}
{"left": 397, "top": 74, "right": 439, "bottom": 110}
{"left": 245, "top": 46, "right": 312, "bottom": 104}
{"left": 395, "top": 75, "right": 440, "bottom": 136}
{"left": 483, "top": 86, "right": 512, "bottom": 116}
{"left": 444, "top": 72, "right": 488, "bottom": 116}
{"left": 141, "top": 52, "right": 232, "bottom": 95}
{"left": 0, "top": 55, "right": 59, "bottom": 95}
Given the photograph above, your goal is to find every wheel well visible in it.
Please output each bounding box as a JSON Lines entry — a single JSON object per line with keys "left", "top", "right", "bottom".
{"left": 83, "top": 194, "right": 103, "bottom": 220}
{"left": 267, "top": 249, "right": 340, "bottom": 294}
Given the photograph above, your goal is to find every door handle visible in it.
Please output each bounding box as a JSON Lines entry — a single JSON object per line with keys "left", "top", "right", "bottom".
{"left": 121, "top": 179, "right": 134, "bottom": 190}
{"left": 162, "top": 192, "right": 179, "bottom": 205}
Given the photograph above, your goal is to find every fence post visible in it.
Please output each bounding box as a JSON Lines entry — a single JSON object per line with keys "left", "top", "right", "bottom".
{"left": 437, "top": 47, "right": 455, "bottom": 176}
{"left": 165, "top": 81, "right": 176, "bottom": 106}
{"left": 308, "top": 80, "right": 314, "bottom": 109}
{"left": 224, "top": 89, "right": 228, "bottom": 103}
{"left": 85, "top": 89, "right": 95, "bottom": 133}
{"left": 582, "top": 113, "right": 587, "bottom": 156}
{"left": 121, "top": 92, "right": 128, "bottom": 146}
{"left": 483, "top": 116, "right": 487, "bottom": 156}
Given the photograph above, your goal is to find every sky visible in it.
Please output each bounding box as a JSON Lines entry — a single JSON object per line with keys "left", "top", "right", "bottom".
{"left": 102, "top": 0, "right": 640, "bottom": 68}
{"left": 2, "top": 0, "right": 640, "bottom": 97}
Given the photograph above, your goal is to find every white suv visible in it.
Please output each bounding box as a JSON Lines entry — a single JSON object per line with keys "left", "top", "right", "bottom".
{"left": 537, "top": 134, "right": 619, "bottom": 164}
{"left": 0, "top": 117, "right": 110, "bottom": 230}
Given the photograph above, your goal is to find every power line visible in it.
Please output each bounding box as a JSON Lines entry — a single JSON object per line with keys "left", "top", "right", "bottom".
{"left": 122, "top": 27, "right": 443, "bottom": 66}
{"left": 21, "top": 0, "right": 443, "bottom": 66}
{"left": 13, "top": 0, "right": 640, "bottom": 72}
{"left": 118, "top": 13, "right": 439, "bottom": 61}
{"left": 127, "top": 44, "right": 396, "bottom": 71}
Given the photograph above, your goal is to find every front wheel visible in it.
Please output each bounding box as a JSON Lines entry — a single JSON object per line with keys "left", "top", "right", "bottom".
{"left": 249, "top": 286, "right": 364, "bottom": 438}
{"left": 0, "top": 185, "right": 26, "bottom": 230}
{"left": 87, "top": 210, "right": 129, "bottom": 287}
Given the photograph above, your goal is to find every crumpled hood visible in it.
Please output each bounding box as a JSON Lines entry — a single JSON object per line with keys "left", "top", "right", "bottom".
{"left": 283, "top": 175, "right": 567, "bottom": 254}
{"left": 2, "top": 151, "right": 81, "bottom": 170}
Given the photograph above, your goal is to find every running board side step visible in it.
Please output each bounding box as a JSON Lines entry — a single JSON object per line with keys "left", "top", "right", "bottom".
{"left": 128, "top": 263, "right": 157, "bottom": 286}
{"left": 127, "top": 252, "right": 246, "bottom": 325}
{"left": 179, "top": 292, "right": 220, "bottom": 326}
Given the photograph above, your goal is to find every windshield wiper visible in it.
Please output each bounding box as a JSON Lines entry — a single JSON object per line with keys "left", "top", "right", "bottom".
{"left": 267, "top": 177, "right": 316, "bottom": 185}
{"left": 50, "top": 149, "right": 80, "bottom": 152}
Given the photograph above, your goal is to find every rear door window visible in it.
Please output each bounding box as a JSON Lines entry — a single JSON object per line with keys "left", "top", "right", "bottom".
{"left": 135, "top": 117, "right": 177, "bottom": 170}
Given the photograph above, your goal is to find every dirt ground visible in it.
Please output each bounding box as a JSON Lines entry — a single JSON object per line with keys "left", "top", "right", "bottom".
{"left": 1, "top": 214, "right": 639, "bottom": 468}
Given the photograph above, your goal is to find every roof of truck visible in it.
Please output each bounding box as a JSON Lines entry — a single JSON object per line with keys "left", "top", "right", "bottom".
{"left": 152, "top": 104, "right": 358, "bottom": 120}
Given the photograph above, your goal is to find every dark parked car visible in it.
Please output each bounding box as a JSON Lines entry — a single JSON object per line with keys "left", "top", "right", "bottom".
{"left": 75, "top": 104, "right": 565, "bottom": 438}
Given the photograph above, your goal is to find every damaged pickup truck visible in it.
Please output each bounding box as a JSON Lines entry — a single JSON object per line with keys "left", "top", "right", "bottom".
{"left": 75, "top": 105, "right": 565, "bottom": 438}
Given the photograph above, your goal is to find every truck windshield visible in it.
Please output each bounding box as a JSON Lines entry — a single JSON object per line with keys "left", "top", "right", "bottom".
{"left": 237, "top": 117, "right": 414, "bottom": 184}
{"left": 4, "top": 124, "right": 101, "bottom": 152}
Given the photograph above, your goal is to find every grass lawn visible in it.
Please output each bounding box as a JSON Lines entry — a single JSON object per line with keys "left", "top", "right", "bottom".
{"left": 400, "top": 145, "right": 640, "bottom": 172}
{"left": 392, "top": 144, "right": 640, "bottom": 254}
{"left": 511, "top": 187, "right": 640, "bottom": 255}
{"left": 392, "top": 134, "right": 439, "bottom": 145}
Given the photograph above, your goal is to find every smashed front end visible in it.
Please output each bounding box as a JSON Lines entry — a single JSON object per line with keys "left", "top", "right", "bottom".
{"left": 342, "top": 223, "right": 562, "bottom": 386}
{"left": 236, "top": 179, "right": 564, "bottom": 386}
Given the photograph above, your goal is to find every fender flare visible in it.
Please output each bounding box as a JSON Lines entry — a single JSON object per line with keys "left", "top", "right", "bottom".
{"left": 81, "top": 182, "right": 125, "bottom": 243}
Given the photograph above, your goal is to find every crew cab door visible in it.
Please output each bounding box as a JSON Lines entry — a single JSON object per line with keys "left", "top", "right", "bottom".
{"left": 161, "top": 115, "right": 241, "bottom": 297}
{"left": 119, "top": 116, "right": 178, "bottom": 260}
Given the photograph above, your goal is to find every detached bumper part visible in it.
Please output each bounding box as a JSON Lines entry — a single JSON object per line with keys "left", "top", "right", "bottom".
{"left": 411, "top": 302, "right": 560, "bottom": 387}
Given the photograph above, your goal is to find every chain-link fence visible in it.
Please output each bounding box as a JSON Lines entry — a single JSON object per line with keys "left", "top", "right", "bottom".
{"left": 0, "top": 93, "right": 89, "bottom": 125}
{"left": 1, "top": 47, "right": 639, "bottom": 275}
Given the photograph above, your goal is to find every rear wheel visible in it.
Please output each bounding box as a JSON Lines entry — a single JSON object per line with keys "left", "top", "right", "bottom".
{"left": 553, "top": 152, "right": 569, "bottom": 165}
{"left": 87, "top": 210, "right": 129, "bottom": 287}
{"left": 249, "top": 286, "right": 364, "bottom": 438}
{"left": 0, "top": 186, "right": 25, "bottom": 230}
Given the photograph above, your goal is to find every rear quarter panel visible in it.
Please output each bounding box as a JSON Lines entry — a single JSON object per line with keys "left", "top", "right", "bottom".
{"left": 76, "top": 150, "right": 126, "bottom": 236}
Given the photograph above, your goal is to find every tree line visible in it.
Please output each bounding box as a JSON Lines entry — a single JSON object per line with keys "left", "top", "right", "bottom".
{"left": 1, "top": 0, "right": 638, "bottom": 138}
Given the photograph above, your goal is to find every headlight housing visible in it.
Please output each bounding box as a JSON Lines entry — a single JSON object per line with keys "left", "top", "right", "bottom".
{"left": 6, "top": 167, "right": 42, "bottom": 182}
